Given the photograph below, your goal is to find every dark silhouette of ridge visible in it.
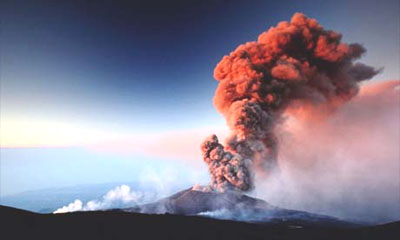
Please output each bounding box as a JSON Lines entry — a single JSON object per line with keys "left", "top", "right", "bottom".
{"left": 1, "top": 205, "right": 399, "bottom": 240}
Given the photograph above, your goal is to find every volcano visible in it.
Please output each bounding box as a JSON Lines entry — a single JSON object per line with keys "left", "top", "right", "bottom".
{"left": 125, "top": 187, "right": 352, "bottom": 227}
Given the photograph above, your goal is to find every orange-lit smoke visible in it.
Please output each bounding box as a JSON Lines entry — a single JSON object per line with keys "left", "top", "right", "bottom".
{"left": 201, "top": 13, "right": 379, "bottom": 192}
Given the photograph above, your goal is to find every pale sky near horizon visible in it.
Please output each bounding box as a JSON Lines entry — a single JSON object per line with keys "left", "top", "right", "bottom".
{"left": 0, "top": 0, "right": 399, "bottom": 196}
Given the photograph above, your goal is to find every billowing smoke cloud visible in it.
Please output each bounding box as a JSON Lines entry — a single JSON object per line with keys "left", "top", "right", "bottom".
{"left": 54, "top": 185, "right": 145, "bottom": 213}
{"left": 201, "top": 13, "right": 379, "bottom": 192}
{"left": 256, "top": 81, "right": 400, "bottom": 223}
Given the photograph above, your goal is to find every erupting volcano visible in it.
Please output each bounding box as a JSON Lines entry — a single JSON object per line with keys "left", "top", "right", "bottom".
{"left": 2, "top": 0, "right": 399, "bottom": 238}
{"left": 201, "top": 13, "right": 379, "bottom": 192}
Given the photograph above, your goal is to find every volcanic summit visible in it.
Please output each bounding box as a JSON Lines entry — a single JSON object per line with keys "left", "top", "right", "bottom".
{"left": 125, "top": 187, "right": 351, "bottom": 227}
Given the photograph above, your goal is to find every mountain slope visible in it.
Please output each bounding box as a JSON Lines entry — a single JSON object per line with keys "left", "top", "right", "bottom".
{"left": 125, "top": 187, "right": 352, "bottom": 226}
{"left": 1, "top": 205, "right": 399, "bottom": 240}
{"left": 127, "top": 188, "right": 273, "bottom": 214}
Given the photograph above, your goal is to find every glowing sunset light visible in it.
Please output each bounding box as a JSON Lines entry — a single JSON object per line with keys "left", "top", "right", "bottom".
{"left": 0, "top": 118, "right": 122, "bottom": 148}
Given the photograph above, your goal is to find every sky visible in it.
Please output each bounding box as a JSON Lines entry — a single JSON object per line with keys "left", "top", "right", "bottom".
{"left": 0, "top": 0, "right": 399, "bottom": 196}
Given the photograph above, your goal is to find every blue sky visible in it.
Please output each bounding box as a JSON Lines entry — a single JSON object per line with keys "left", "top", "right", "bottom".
{"left": 0, "top": 0, "right": 399, "bottom": 196}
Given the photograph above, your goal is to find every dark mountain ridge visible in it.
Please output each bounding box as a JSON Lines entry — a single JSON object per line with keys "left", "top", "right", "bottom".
{"left": 1, "top": 205, "right": 399, "bottom": 240}
{"left": 2, "top": 187, "right": 399, "bottom": 239}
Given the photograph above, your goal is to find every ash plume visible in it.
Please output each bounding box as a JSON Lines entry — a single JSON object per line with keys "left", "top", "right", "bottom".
{"left": 201, "top": 13, "right": 379, "bottom": 192}
{"left": 257, "top": 80, "right": 400, "bottom": 223}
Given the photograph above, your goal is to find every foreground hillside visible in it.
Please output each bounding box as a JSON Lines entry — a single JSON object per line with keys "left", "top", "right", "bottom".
{"left": 1, "top": 205, "right": 399, "bottom": 240}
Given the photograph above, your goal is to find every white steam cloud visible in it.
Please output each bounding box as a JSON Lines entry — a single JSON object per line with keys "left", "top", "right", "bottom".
{"left": 54, "top": 185, "right": 145, "bottom": 213}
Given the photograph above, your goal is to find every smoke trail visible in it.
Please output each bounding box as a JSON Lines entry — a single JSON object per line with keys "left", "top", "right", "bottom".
{"left": 201, "top": 13, "right": 379, "bottom": 192}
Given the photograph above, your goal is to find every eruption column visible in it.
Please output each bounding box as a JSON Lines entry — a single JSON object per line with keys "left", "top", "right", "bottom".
{"left": 201, "top": 13, "right": 379, "bottom": 192}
